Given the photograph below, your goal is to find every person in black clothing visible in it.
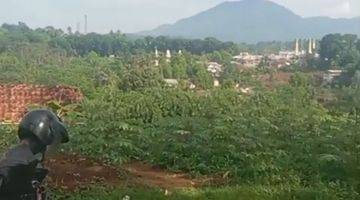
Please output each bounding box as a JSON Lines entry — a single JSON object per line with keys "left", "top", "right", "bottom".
{"left": 0, "top": 109, "right": 69, "bottom": 199}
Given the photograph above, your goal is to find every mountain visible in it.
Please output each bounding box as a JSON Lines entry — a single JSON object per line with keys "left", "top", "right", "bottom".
{"left": 139, "top": 0, "right": 360, "bottom": 43}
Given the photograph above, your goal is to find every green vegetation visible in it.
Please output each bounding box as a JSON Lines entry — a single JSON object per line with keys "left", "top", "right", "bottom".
{"left": 0, "top": 23, "right": 240, "bottom": 56}
{"left": 1, "top": 24, "right": 360, "bottom": 199}
{"left": 319, "top": 34, "right": 360, "bottom": 71}
{"left": 54, "top": 184, "right": 356, "bottom": 200}
{"left": 143, "top": 0, "right": 360, "bottom": 43}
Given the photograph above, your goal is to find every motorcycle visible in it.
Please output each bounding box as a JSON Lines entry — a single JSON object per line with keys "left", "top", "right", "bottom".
{"left": 0, "top": 168, "right": 49, "bottom": 200}
{"left": 32, "top": 168, "right": 49, "bottom": 200}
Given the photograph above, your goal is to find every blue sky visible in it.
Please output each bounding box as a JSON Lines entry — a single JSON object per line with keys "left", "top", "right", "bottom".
{"left": 0, "top": 0, "right": 359, "bottom": 33}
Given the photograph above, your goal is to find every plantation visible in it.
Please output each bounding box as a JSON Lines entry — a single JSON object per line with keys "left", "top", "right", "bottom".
{"left": 0, "top": 24, "right": 360, "bottom": 199}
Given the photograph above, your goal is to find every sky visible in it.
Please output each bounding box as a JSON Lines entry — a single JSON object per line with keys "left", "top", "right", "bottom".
{"left": 0, "top": 0, "right": 359, "bottom": 33}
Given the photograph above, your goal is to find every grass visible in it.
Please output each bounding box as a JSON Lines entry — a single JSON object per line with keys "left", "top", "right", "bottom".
{"left": 1, "top": 124, "right": 359, "bottom": 200}
{"left": 0, "top": 124, "right": 17, "bottom": 152}
{"left": 52, "top": 184, "right": 356, "bottom": 200}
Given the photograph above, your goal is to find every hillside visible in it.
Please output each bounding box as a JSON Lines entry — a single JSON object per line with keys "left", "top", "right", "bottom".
{"left": 140, "top": 0, "right": 360, "bottom": 43}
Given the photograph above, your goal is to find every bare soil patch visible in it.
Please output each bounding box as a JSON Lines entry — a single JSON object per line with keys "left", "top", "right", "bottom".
{"left": 45, "top": 155, "right": 210, "bottom": 191}
{"left": 45, "top": 154, "right": 121, "bottom": 191}
{"left": 123, "top": 161, "right": 204, "bottom": 189}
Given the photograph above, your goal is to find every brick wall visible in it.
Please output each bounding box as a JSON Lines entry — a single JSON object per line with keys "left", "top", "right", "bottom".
{"left": 0, "top": 84, "right": 83, "bottom": 122}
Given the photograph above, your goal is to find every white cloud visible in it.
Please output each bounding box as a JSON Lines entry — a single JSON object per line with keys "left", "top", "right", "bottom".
{"left": 271, "top": 0, "right": 359, "bottom": 18}
{"left": 323, "top": 0, "right": 353, "bottom": 18}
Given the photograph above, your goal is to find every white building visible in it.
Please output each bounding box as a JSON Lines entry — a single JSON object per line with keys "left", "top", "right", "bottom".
{"left": 214, "top": 79, "right": 220, "bottom": 87}
{"left": 155, "top": 48, "right": 159, "bottom": 66}
{"left": 323, "top": 70, "right": 343, "bottom": 84}
{"left": 207, "top": 62, "right": 223, "bottom": 77}
{"left": 164, "top": 79, "right": 179, "bottom": 87}
{"left": 189, "top": 83, "right": 196, "bottom": 89}
{"left": 166, "top": 50, "right": 171, "bottom": 63}
{"left": 233, "top": 52, "right": 263, "bottom": 68}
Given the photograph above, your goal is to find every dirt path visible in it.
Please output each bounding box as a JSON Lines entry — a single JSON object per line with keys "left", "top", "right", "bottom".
{"left": 45, "top": 154, "right": 121, "bottom": 191}
{"left": 45, "top": 154, "right": 206, "bottom": 191}
{"left": 123, "top": 161, "right": 203, "bottom": 189}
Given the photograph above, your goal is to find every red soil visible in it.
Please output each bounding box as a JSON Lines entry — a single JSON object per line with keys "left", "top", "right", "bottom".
{"left": 258, "top": 72, "right": 292, "bottom": 88}
{"left": 45, "top": 154, "right": 209, "bottom": 191}
{"left": 45, "top": 154, "right": 120, "bottom": 191}
{"left": 123, "top": 161, "right": 203, "bottom": 189}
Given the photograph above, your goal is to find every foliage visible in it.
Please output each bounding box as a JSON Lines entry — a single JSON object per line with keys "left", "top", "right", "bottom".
{"left": 0, "top": 125, "right": 17, "bottom": 153}
{"left": 319, "top": 34, "right": 360, "bottom": 70}
{"left": 1, "top": 26, "right": 360, "bottom": 199}
{"left": 0, "top": 23, "right": 240, "bottom": 56}
{"left": 53, "top": 184, "right": 358, "bottom": 200}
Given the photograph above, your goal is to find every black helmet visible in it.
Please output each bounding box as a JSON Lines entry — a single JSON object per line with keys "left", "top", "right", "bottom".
{"left": 18, "top": 109, "right": 69, "bottom": 146}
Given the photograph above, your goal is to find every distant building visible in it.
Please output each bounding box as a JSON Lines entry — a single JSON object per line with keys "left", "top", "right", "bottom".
{"left": 164, "top": 79, "right": 198, "bottom": 89}
{"left": 233, "top": 52, "right": 263, "bottom": 68}
{"left": 239, "top": 87, "right": 253, "bottom": 94}
{"left": 308, "top": 38, "right": 313, "bottom": 54}
{"left": 323, "top": 69, "right": 343, "bottom": 84}
{"left": 267, "top": 58, "right": 291, "bottom": 68}
{"left": 312, "top": 39, "right": 316, "bottom": 49}
{"left": 214, "top": 79, "right": 220, "bottom": 87}
{"left": 267, "top": 52, "right": 296, "bottom": 68}
{"left": 207, "top": 62, "right": 223, "bottom": 77}
{"left": 189, "top": 83, "right": 196, "bottom": 89}
{"left": 166, "top": 50, "right": 171, "bottom": 63}
{"left": 155, "top": 48, "right": 159, "bottom": 66}
{"left": 164, "top": 79, "right": 178, "bottom": 87}
{"left": 306, "top": 38, "right": 318, "bottom": 55}
{"left": 278, "top": 51, "right": 297, "bottom": 59}
{"left": 295, "top": 39, "right": 299, "bottom": 55}
{"left": 232, "top": 38, "right": 319, "bottom": 69}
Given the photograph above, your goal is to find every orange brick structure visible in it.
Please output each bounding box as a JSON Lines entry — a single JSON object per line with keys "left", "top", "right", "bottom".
{"left": 0, "top": 84, "right": 83, "bottom": 122}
